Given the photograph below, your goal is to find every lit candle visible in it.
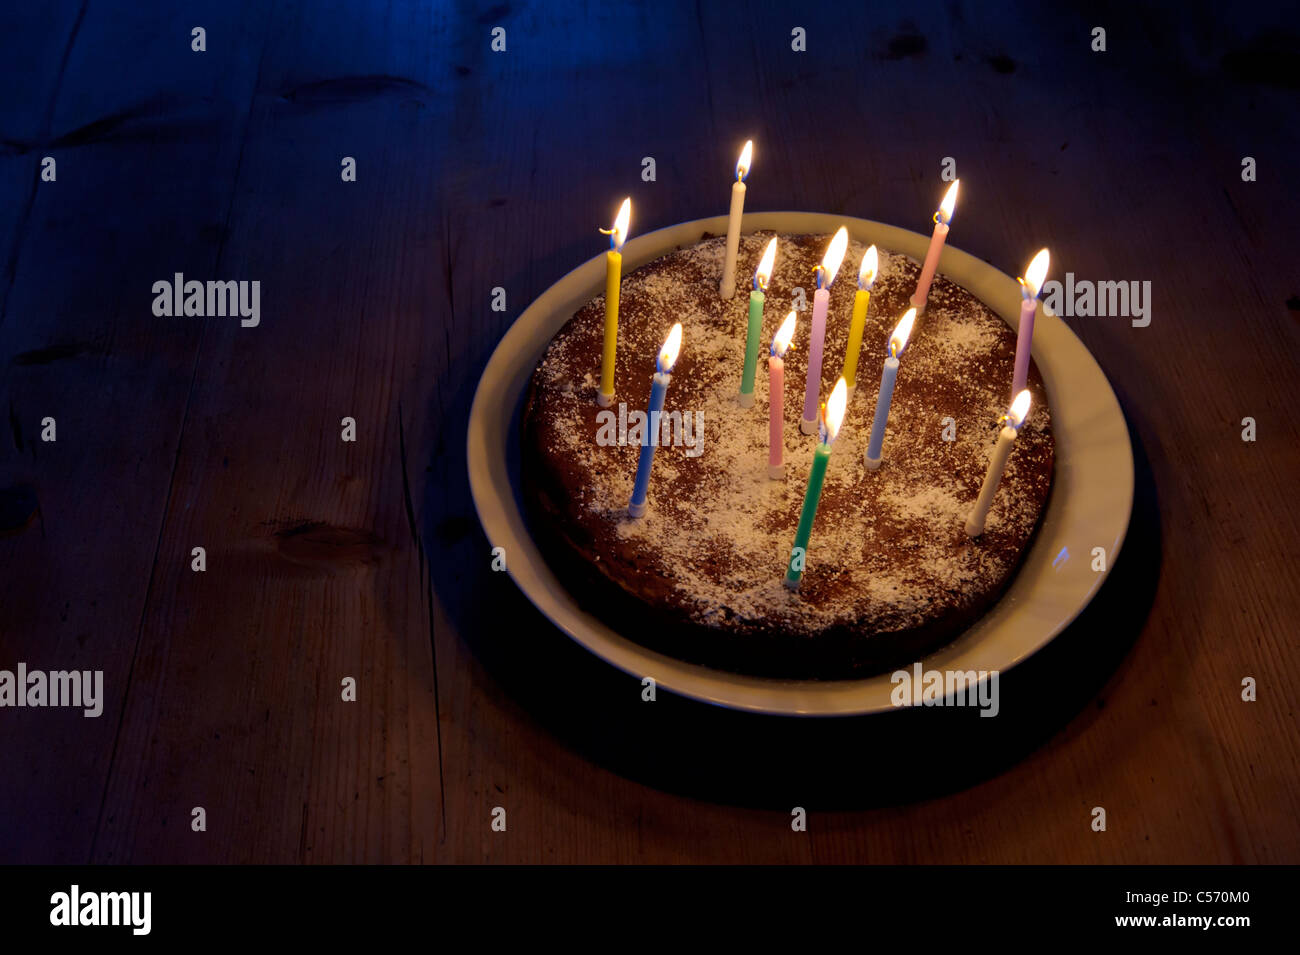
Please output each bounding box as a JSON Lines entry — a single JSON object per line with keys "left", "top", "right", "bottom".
{"left": 910, "top": 180, "right": 959, "bottom": 310}
{"left": 739, "top": 237, "right": 777, "bottom": 408}
{"left": 768, "top": 310, "right": 798, "bottom": 479}
{"left": 628, "top": 323, "right": 683, "bottom": 518}
{"left": 864, "top": 307, "right": 916, "bottom": 470}
{"left": 800, "top": 227, "right": 849, "bottom": 435}
{"left": 718, "top": 140, "right": 753, "bottom": 300}
{"left": 841, "top": 245, "right": 879, "bottom": 398}
{"left": 1011, "top": 248, "right": 1050, "bottom": 403}
{"left": 785, "top": 377, "right": 848, "bottom": 589}
{"left": 597, "top": 197, "right": 632, "bottom": 407}
{"left": 965, "top": 389, "right": 1032, "bottom": 538}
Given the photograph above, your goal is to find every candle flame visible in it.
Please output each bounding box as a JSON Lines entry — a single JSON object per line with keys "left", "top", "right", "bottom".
{"left": 736, "top": 140, "right": 753, "bottom": 181}
{"left": 857, "top": 245, "right": 879, "bottom": 289}
{"left": 889, "top": 307, "right": 916, "bottom": 357}
{"left": 754, "top": 237, "right": 777, "bottom": 291}
{"left": 772, "top": 310, "right": 797, "bottom": 357}
{"left": 658, "top": 322, "right": 683, "bottom": 373}
{"left": 1021, "top": 247, "right": 1050, "bottom": 299}
{"left": 819, "top": 227, "right": 849, "bottom": 288}
{"left": 1008, "top": 389, "right": 1032, "bottom": 429}
{"left": 821, "top": 377, "right": 849, "bottom": 444}
{"left": 937, "top": 180, "right": 959, "bottom": 224}
{"left": 604, "top": 197, "right": 631, "bottom": 252}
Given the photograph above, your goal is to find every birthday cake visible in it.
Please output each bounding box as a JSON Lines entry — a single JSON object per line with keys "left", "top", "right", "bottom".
{"left": 521, "top": 231, "right": 1054, "bottom": 679}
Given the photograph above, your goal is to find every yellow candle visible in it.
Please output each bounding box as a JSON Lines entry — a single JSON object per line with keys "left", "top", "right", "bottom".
{"left": 597, "top": 198, "right": 631, "bottom": 407}
{"left": 842, "top": 245, "right": 878, "bottom": 394}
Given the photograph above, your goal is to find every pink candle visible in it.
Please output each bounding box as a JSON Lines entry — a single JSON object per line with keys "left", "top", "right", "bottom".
{"left": 801, "top": 287, "right": 829, "bottom": 434}
{"left": 800, "top": 227, "right": 848, "bottom": 435}
{"left": 910, "top": 180, "right": 959, "bottom": 310}
{"left": 768, "top": 311, "right": 797, "bottom": 479}
{"left": 1011, "top": 248, "right": 1050, "bottom": 402}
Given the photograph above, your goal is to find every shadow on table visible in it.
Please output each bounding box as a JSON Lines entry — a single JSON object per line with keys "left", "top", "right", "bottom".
{"left": 437, "top": 383, "right": 1160, "bottom": 809}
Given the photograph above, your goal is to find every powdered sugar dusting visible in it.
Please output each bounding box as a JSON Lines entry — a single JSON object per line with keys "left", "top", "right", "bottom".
{"left": 526, "top": 232, "right": 1054, "bottom": 644}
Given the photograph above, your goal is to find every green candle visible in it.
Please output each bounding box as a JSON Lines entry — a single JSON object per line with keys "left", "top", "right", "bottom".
{"left": 785, "top": 377, "right": 848, "bottom": 589}
{"left": 739, "top": 290, "right": 764, "bottom": 405}
{"left": 786, "top": 442, "right": 830, "bottom": 586}
{"left": 739, "top": 237, "right": 777, "bottom": 408}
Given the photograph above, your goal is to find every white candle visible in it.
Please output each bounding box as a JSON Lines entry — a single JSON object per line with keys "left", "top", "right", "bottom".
{"left": 719, "top": 140, "right": 753, "bottom": 300}
{"left": 965, "top": 390, "right": 1032, "bottom": 538}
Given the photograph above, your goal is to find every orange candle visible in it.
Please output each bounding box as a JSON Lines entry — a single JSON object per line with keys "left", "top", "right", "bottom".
{"left": 911, "top": 180, "right": 958, "bottom": 310}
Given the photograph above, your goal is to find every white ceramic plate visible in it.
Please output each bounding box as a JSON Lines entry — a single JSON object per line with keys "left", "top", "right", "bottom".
{"left": 467, "top": 213, "right": 1134, "bottom": 716}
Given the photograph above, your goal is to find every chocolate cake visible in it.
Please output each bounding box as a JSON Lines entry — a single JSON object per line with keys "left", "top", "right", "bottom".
{"left": 522, "top": 231, "right": 1054, "bottom": 680}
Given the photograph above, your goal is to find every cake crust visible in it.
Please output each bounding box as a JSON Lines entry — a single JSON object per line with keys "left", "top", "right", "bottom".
{"left": 522, "top": 232, "right": 1054, "bottom": 679}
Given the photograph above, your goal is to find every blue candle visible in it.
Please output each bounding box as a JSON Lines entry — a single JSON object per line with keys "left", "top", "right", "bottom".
{"left": 864, "top": 307, "right": 916, "bottom": 470}
{"left": 864, "top": 357, "right": 898, "bottom": 467}
{"left": 628, "top": 323, "right": 683, "bottom": 517}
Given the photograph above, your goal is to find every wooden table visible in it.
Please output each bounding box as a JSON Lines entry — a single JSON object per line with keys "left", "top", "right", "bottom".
{"left": 2, "top": 1, "right": 1296, "bottom": 864}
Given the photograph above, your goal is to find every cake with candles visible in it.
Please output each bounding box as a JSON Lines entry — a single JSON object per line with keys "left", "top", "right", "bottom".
{"left": 521, "top": 227, "right": 1055, "bottom": 680}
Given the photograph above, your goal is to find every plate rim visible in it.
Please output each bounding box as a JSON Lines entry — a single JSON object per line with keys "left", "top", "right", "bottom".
{"left": 467, "top": 212, "right": 1135, "bottom": 716}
